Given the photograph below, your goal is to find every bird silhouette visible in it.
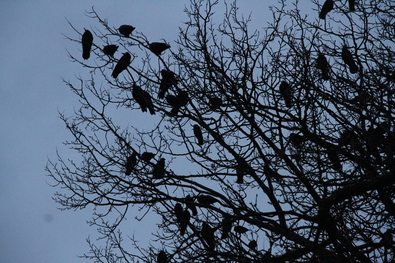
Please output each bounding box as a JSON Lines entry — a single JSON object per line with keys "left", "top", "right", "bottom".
{"left": 158, "top": 70, "right": 177, "bottom": 99}
{"left": 349, "top": 0, "right": 355, "bottom": 12}
{"left": 166, "top": 91, "right": 189, "bottom": 116}
{"left": 149, "top": 42, "right": 171, "bottom": 56}
{"left": 132, "top": 85, "right": 155, "bottom": 115}
{"left": 319, "top": 0, "right": 334, "bottom": 19}
{"left": 141, "top": 152, "right": 155, "bottom": 163}
{"left": 174, "top": 203, "right": 183, "bottom": 223}
{"left": 201, "top": 222, "right": 215, "bottom": 250}
{"left": 152, "top": 158, "right": 165, "bottom": 179}
{"left": 103, "top": 44, "right": 118, "bottom": 57}
{"left": 316, "top": 53, "right": 330, "bottom": 80}
{"left": 125, "top": 152, "right": 137, "bottom": 175}
{"left": 193, "top": 125, "right": 204, "bottom": 145}
{"left": 279, "top": 81, "right": 292, "bottom": 107}
{"left": 197, "top": 195, "right": 218, "bottom": 205}
{"left": 185, "top": 195, "right": 197, "bottom": 216}
{"left": 157, "top": 250, "right": 168, "bottom": 263}
{"left": 118, "top": 25, "right": 135, "bottom": 37}
{"left": 221, "top": 214, "right": 232, "bottom": 239}
{"left": 112, "top": 52, "right": 131, "bottom": 78}
{"left": 234, "top": 225, "right": 249, "bottom": 234}
{"left": 208, "top": 96, "right": 223, "bottom": 110}
{"left": 248, "top": 240, "right": 257, "bottom": 250}
{"left": 341, "top": 45, "right": 358, "bottom": 74}
{"left": 82, "top": 29, "right": 93, "bottom": 60}
{"left": 180, "top": 209, "right": 190, "bottom": 235}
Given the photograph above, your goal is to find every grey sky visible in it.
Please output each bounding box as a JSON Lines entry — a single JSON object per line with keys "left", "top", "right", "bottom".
{"left": 0, "top": 1, "right": 274, "bottom": 262}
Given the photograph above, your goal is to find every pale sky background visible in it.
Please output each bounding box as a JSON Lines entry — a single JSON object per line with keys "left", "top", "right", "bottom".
{"left": 0, "top": 1, "right": 276, "bottom": 262}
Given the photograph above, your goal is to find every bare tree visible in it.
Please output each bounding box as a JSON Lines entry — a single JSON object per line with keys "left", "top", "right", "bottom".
{"left": 47, "top": 0, "right": 395, "bottom": 262}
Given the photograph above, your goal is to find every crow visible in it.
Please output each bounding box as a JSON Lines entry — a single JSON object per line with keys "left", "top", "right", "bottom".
{"left": 319, "top": 0, "right": 334, "bottom": 19}
{"left": 201, "top": 222, "right": 215, "bottom": 250}
{"left": 279, "top": 81, "right": 292, "bottom": 107}
{"left": 158, "top": 70, "right": 177, "bottom": 99}
{"left": 82, "top": 29, "right": 93, "bottom": 60}
{"left": 157, "top": 250, "right": 168, "bottom": 263}
{"left": 174, "top": 203, "right": 184, "bottom": 223}
{"left": 185, "top": 194, "right": 197, "bottom": 216}
{"left": 141, "top": 152, "right": 155, "bottom": 163}
{"left": 197, "top": 195, "right": 218, "bottom": 205}
{"left": 208, "top": 96, "right": 223, "bottom": 110}
{"left": 193, "top": 125, "right": 204, "bottom": 145}
{"left": 180, "top": 209, "right": 190, "bottom": 235}
{"left": 125, "top": 151, "right": 137, "bottom": 175}
{"left": 152, "top": 158, "right": 165, "bottom": 179}
{"left": 166, "top": 91, "right": 189, "bottom": 116}
{"left": 349, "top": 0, "right": 355, "bottom": 12}
{"left": 316, "top": 53, "right": 330, "bottom": 80}
{"left": 234, "top": 225, "right": 249, "bottom": 234}
{"left": 112, "top": 52, "right": 131, "bottom": 78}
{"left": 132, "top": 85, "right": 155, "bottom": 115}
{"left": 103, "top": 44, "right": 118, "bottom": 57}
{"left": 221, "top": 214, "right": 232, "bottom": 239}
{"left": 118, "top": 25, "right": 135, "bottom": 37}
{"left": 149, "top": 42, "right": 171, "bottom": 56}
{"left": 341, "top": 45, "right": 358, "bottom": 74}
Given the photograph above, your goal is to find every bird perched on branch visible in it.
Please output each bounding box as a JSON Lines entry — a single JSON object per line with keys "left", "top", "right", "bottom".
{"left": 201, "top": 222, "right": 215, "bottom": 251}
{"left": 197, "top": 195, "right": 218, "bottom": 205}
{"left": 152, "top": 158, "right": 165, "bottom": 179}
{"left": 341, "top": 45, "right": 358, "bottom": 74}
{"left": 193, "top": 125, "right": 204, "bottom": 146}
{"left": 180, "top": 209, "right": 190, "bottom": 235}
{"left": 316, "top": 53, "right": 330, "bottom": 80}
{"left": 141, "top": 152, "right": 155, "bottom": 163}
{"left": 279, "top": 81, "right": 292, "bottom": 107}
{"left": 158, "top": 70, "right": 177, "bottom": 99}
{"left": 174, "top": 203, "right": 183, "bottom": 224}
{"left": 208, "top": 96, "right": 223, "bottom": 110}
{"left": 221, "top": 214, "right": 232, "bottom": 239}
{"left": 157, "top": 250, "right": 168, "bottom": 263}
{"left": 112, "top": 52, "right": 131, "bottom": 78}
{"left": 149, "top": 42, "right": 171, "bottom": 56}
{"left": 82, "top": 29, "right": 93, "bottom": 60}
{"left": 166, "top": 91, "right": 189, "bottom": 116}
{"left": 125, "top": 151, "right": 137, "bottom": 175}
{"left": 185, "top": 195, "right": 197, "bottom": 216}
{"left": 132, "top": 85, "right": 155, "bottom": 115}
{"left": 349, "top": 0, "right": 355, "bottom": 12}
{"left": 319, "top": 0, "right": 334, "bottom": 19}
{"left": 118, "top": 25, "right": 135, "bottom": 37}
{"left": 102, "top": 44, "right": 118, "bottom": 57}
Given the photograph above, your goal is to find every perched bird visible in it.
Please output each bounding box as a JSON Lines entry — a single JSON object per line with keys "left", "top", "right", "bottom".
{"left": 289, "top": 133, "right": 306, "bottom": 148}
{"left": 185, "top": 194, "right": 197, "bottom": 216}
{"left": 102, "top": 44, "right": 118, "bottom": 57}
{"left": 316, "top": 53, "right": 330, "bottom": 80}
{"left": 112, "top": 52, "right": 131, "bottom": 78}
{"left": 149, "top": 42, "right": 171, "bottom": 56}
{"left": 208, "top": 96, "right": 223, "bottom": 110}
{"left": 157, "top": 250, "right": 168, "bottom": 263}
{"left": 118, "top": 25, "right": 135, "bottom": 37}
{"left": 248, "top": 240, "right": 257, "bottom": 250}
{"left": 341, "top": 45, "right": 358, "bottom": 74}
{"left": 141, "top": 152, "right": 155, "bottom": 163}
{"left": 279, "top": 81, "right": 292, "bottom": 107}
{"left": 234, "top": 225, "right": 249, "bottom": 234}
{"left": 166, "top": 91, "right": 189, "bottom": 116}
{"left": 125, "top": 151, "right": 137, "bottom": 175}
{"left": 319, "top": 0, "right": 334, "bottom": 19}
{"left": 180, "top": 209, "right": 190, "bottom": 235}
{"left": 152, "top": 158, "right": 165, "bottom": 179}
{"left": 174, "top": 203, "right": 184, "bottom": 223}
{"left": 221, "top": 214, "right": 232, "bottom": 239}
{"left": 349, "top": 0, "right": 355, "bottom": 12}
{"left": 158, "top": 70, "right": 177, "bottom": 99}
{"left": 82, "top": 29, "right": 93, "bottom": 60}
{"left": 132, "top": 85, "right": 155, "bottom": 115}
{"left": 197, "top": 195, "right": 218, "bottom": 205}
{"left": 201, "top": 222, "right": 215, "bottom": 250}
{"left": 193, "top": 125, "right": 204, "bottom": 146}
{"left": 236, "top": 162, "right": 249, "bottom": 184}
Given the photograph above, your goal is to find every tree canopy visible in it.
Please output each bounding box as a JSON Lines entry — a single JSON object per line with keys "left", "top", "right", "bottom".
{"left": 47, "top": 0, "right": 395, "bottom": 262}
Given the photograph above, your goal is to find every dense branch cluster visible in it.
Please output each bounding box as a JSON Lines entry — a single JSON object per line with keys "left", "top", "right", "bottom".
{"left": 47, "top": 0, "right": 395, "bottom": 262}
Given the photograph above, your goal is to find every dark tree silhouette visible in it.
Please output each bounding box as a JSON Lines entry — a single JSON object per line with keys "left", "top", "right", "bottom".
{"left": 48, "top": 0, "right": 395, "bottom": 262}
{"left": 81, "top": 29, "right": 93, "bottom": 59}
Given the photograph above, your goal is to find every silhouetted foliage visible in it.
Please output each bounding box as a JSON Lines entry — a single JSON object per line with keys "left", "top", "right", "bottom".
{"left": 49, "top": 0, "right": 395, "bottom": 262}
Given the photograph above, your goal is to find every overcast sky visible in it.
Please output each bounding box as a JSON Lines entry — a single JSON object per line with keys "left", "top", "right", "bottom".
{"left": 0, "top": 1, "right": 275, "bottom": 262}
